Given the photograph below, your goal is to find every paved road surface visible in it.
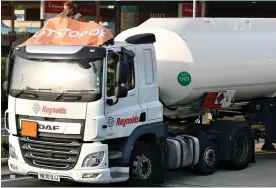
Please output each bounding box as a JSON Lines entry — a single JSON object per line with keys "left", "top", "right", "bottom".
{"left": 2, "top": 154, "right": 276, "bottom": 187}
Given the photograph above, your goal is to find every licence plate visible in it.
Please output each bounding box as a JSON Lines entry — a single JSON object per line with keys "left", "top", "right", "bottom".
{"left": 38, "top": 173, "right": 60, "bottom": 182}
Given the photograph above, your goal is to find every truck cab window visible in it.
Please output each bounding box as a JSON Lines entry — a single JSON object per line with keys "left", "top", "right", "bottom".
{"left": 107, "top": 52, "right": 135, "bottom": 97}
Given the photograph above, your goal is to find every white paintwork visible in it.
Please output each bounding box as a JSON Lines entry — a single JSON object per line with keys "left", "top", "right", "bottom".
{"left": 104, "top": 46, "right": 143, "bottom": 139}
{"left": 15, "top": 98, "right": 87, "bottom": 119}
{"left": 25, "top": 45, "right": 84, "bottom": 54}
{"left": 7, "top": 96, "right": 17, "bottom": 135}
{"left": 134, "top": 44, "right": 162, "bottom": 122}
{"left": 102, "top": 44, "right": 163, "bottom": 140}
{"left": 19, "top": 119, "right": 82, "bottom": 134}
{"left": 221, "top": 90, "right": 236, "bottom": 108}
{"left": 115, "top": 18, "right": 276, "bottom": 118}
{"left": 8, "top": 135, "right": 129, "bottom": 183}
{"left": 84, "top": 98, "right": 105, "bottom": 141}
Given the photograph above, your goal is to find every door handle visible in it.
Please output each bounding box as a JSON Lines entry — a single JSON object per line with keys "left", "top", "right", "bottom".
{"left": 129, "top": 93, "right": 135, "bottom": 96}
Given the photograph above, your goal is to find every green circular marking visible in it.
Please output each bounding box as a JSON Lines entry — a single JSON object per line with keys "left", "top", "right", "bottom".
{"left": 177, "top": 71, "right": 192, "bottom": 86}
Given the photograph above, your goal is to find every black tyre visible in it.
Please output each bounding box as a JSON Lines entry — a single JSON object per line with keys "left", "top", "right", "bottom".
{"left": 127, "top": 141, "right": 156, "bottom": 186}
{"left": 228, "top": 128, "right": 254, "bottom": 170}
{"left": 191, "top": 140, "right": 218, "bottom": 175}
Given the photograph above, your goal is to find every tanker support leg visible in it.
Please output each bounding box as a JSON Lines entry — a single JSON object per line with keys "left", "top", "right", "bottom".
{"left": 261, "top": 138, "right": 275, "bottom": 151}
{"left": 260, "top": 98, "right": 276, "bottom": 151}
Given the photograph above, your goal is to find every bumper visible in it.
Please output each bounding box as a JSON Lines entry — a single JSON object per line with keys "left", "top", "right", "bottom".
{"left": 8, "top": 135, "right": 129, "bottom": 184}
{"left": 9, "top": 159, "right": 128, "bottom": 183}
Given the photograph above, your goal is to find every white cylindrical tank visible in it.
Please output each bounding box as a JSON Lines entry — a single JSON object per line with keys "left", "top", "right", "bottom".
{"left": 115, "top": 18, "right": 276, "bottom": 111}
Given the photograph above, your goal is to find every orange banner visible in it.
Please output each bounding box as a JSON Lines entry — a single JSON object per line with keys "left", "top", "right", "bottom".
{"left": 19, "top": 17, "right": 114, "bottom": 47}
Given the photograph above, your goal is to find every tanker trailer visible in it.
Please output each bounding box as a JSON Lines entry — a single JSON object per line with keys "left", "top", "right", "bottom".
{"left": 113, "top": 17, "right": 276, "bottom": 183}
{"left": 116, "top": 18, "right": 276, "bottom": 126}
{"left": 115, "top": 18, "right": 276, "bottom": 118}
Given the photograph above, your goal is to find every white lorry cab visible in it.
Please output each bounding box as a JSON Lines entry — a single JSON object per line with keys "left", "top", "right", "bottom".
{"left": 3, "top": 18, "right": 276, "bottom": 186}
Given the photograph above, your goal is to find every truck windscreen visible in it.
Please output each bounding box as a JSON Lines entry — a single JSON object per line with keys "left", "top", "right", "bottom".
{"left": 9, "top": 57, "right": 103, "bottom": 102}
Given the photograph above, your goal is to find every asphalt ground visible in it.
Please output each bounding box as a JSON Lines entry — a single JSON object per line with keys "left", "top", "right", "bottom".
{"left": 1, "top": 153, "right": 276, "bottom": 187}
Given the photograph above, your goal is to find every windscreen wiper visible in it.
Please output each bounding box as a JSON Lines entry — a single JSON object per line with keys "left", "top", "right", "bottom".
{"left": 15, "top": 87, "right": 52, "bottom": 98}
{"left": 55, "top": 90, "right": 96, "bottom": 101}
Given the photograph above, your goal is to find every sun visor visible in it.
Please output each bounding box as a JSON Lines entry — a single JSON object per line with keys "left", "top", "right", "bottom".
{"left": 19, "top": 17, "right": 114, "bottom": 47}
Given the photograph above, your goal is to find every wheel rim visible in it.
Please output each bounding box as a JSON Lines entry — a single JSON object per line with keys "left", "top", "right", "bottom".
{"left": 234, "top": 134, "right": 248, "bottom": 162}
{"left": 132, "top": 154, "right": 152, "bottom": 180}
{"left": 203, "top": 147, "right": 216, "bottom": 167}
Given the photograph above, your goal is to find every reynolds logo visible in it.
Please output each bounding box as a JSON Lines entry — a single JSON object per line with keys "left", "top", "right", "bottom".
{"left": 107, "top": 117, "right": 115, "bottom": 128}
{"left": 116, "top": 116, "right": 139, "bottom": 127}
{"left": 32, "top": 103, "right": 67, "bottom": 115}
{"left": 33, "top": 103, "right": 41, "bottom": 114}
{"left": 42, "top": 106, "right": 67, "bottom": 115}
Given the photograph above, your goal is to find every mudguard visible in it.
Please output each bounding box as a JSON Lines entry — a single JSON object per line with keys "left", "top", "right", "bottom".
{"left": 207, "top": 120, "right": 254, "bottom": 161}
{"left": 119, "top": 121, "right": 168, "bottom": 165}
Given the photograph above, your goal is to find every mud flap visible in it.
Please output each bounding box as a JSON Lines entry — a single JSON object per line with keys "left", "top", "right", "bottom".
{"left": 264, "top": 104, "right": 276, "bottom": 144}
{"left": 251, "top": 139, "right": 256, "bottom": 163}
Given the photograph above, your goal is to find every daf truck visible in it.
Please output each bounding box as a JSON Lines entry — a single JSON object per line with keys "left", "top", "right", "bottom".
{"left": 3, "top": 18, "right": 276, "bottom": 186}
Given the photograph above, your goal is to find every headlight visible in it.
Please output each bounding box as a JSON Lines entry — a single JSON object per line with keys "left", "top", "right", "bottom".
{"left": 9, "top": 144, "right": 19, "bottom": 160}
{"left": 82, "top": 151, "right": 104, "bottom": 167}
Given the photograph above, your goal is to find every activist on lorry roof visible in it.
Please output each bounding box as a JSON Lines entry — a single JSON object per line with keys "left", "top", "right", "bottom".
{"left": 56, "top": 1, "right": 86, "bottom": 22}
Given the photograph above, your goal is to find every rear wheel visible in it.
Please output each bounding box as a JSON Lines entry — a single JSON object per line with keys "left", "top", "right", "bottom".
{"left": 191, "top": 140, "right": 218, "bottom": 175}
{"left": 228, "top": 129, "right": 253, "bottom": 170}
{"left": 128, "top": 141, "right": 156, "bottom": 186}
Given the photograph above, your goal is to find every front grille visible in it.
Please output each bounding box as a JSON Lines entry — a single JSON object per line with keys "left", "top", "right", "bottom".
{"left": 19, "top": 136, "right": 82, "bottom": 170}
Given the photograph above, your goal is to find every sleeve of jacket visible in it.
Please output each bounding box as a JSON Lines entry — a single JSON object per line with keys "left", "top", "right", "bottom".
{"left": 76, "top": 15, "right": 83, "bottom": 22}
{"left": 55, "top": 12, "right": 63, "bottom": 18}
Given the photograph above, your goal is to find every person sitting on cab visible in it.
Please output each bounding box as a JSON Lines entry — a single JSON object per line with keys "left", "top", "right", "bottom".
{"left": 56, "top": 1, "right": 86, "bottom": 22}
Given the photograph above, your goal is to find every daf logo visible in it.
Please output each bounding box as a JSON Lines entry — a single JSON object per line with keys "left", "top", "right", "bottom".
{"left": 33, "top": 103, "right": 41, "bottom": 114}
{"left": 39, "top": 124, "right": 60, "bottom": 131}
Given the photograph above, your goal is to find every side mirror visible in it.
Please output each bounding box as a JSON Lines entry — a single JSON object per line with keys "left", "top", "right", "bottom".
{"left": 77, "top": 59, "right": 91, "bottom": 69}
{"left": 116, "top": 61, "right": 129, "bottom": 84}
{"left": 4, "top": 51, "right": 14, "bottom": 96}
{"left": 5, "top": 57, "right": 9, "bottom": 79}
{"left": 5, "top": 52, "right": 12, "bottom": 78}
{"left": 106, "top": 58, "right": 130, "bottom": 106}
{"left": 115, "top": 85, "right": 128, "bottom": 98}
{"left": 3, "top": 80, "right": 8, "bottom": 92}
{"left": 121, "top": 47, "right": 135, "bottom": 58}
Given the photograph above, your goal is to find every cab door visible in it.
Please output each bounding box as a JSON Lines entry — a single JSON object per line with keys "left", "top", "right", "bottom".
{"left": 104, "top": 46, "right": 143, "bottom": 138}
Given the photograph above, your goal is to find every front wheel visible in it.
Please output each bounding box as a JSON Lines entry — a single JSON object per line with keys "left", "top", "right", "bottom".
{"left": 127, "top": 141, "right": 156, "bottom": 186}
